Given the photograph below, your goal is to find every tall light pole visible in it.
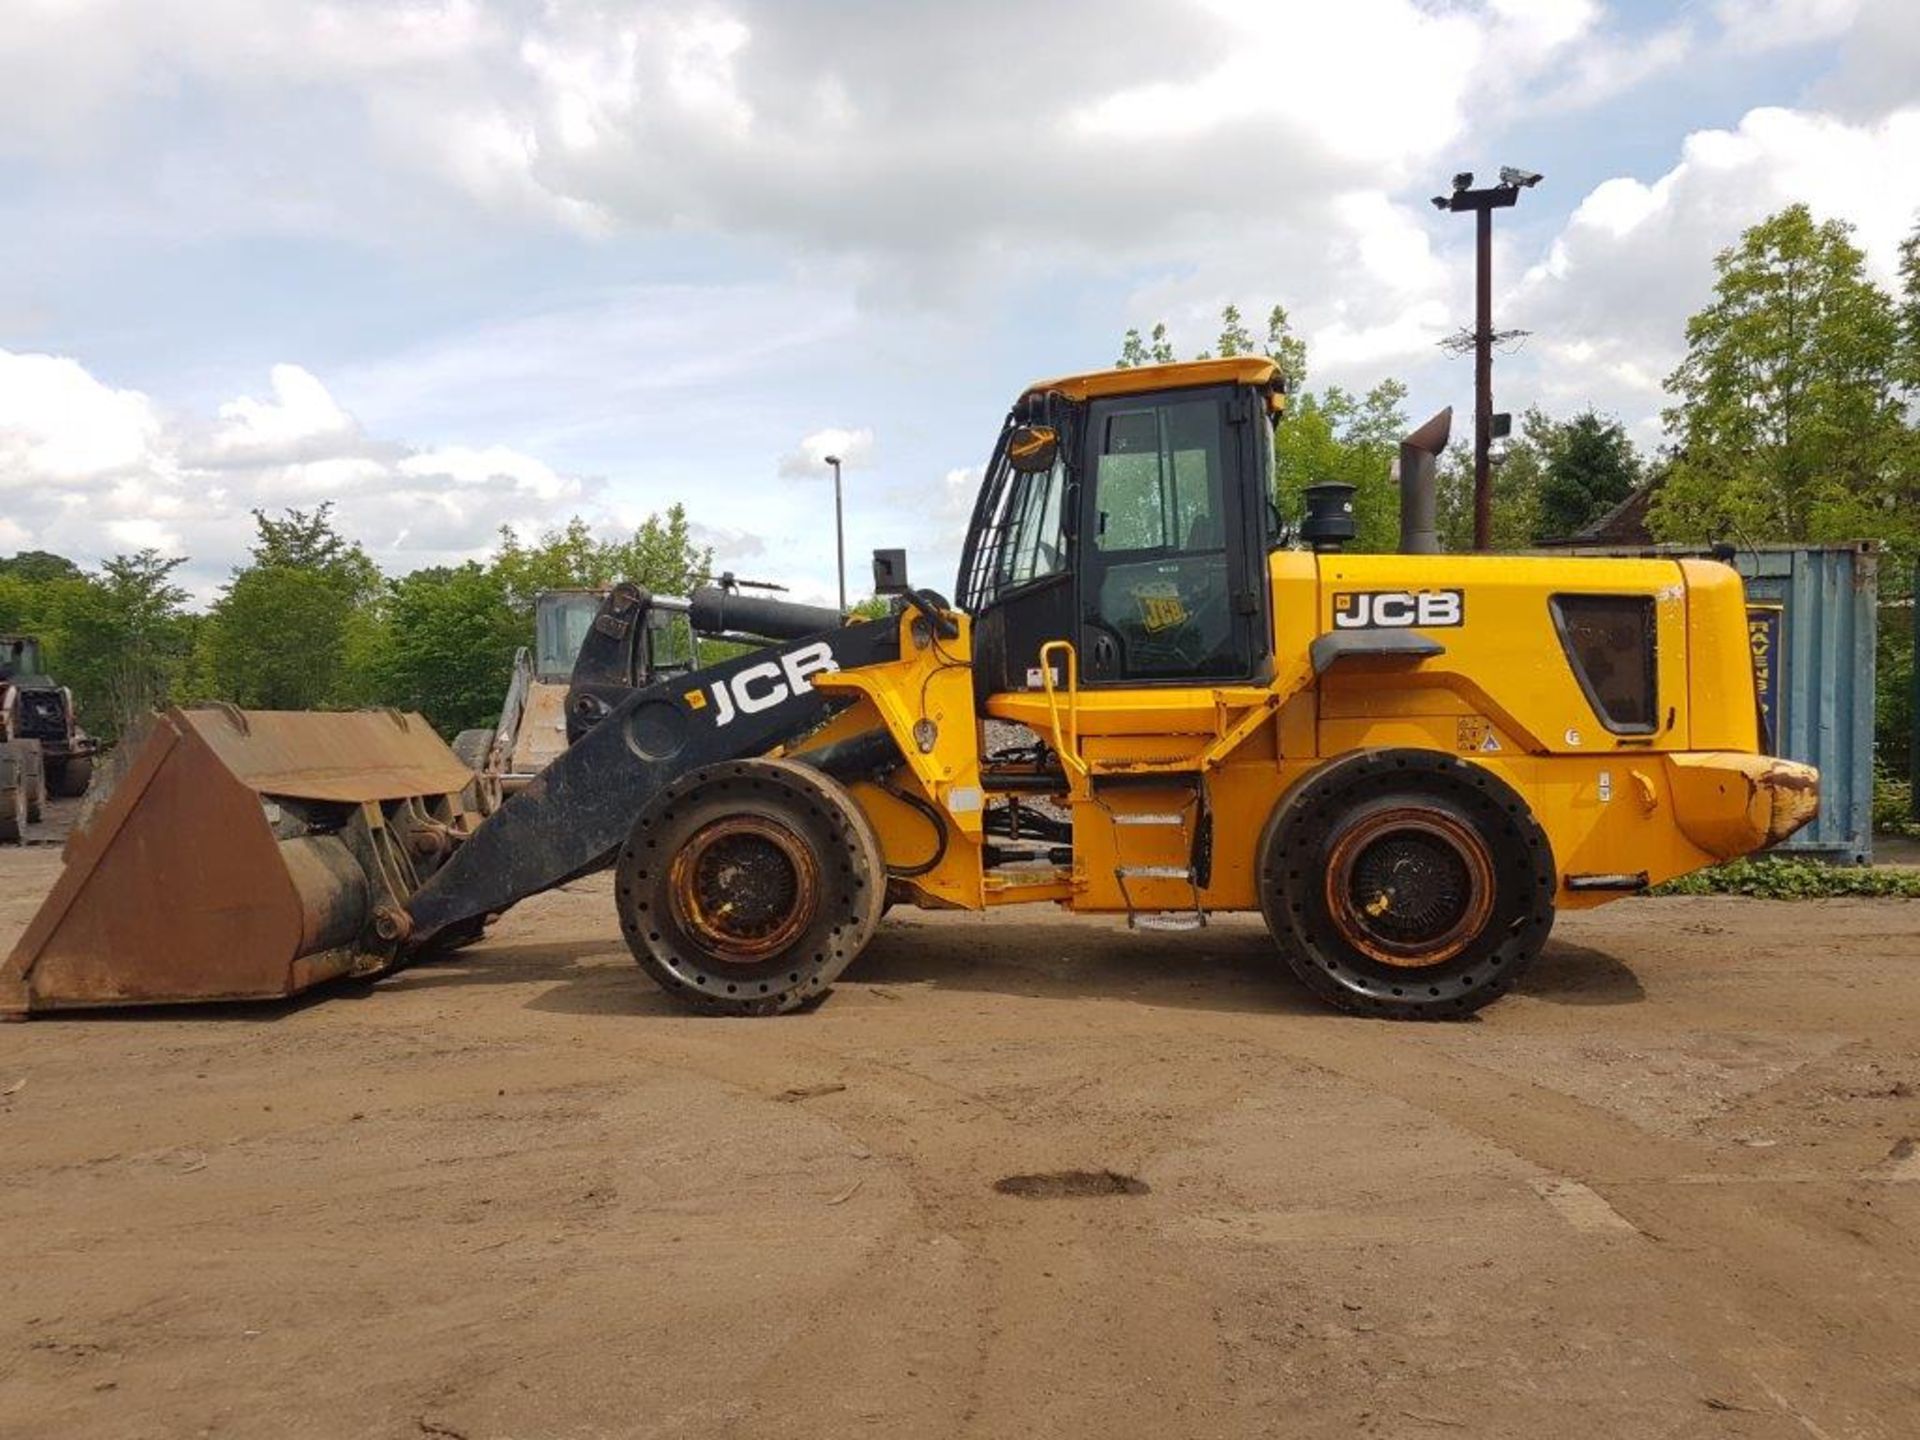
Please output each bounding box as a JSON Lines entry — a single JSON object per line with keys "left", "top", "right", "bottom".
{"left": 1433, "top": 166, "right": 1541, "bottom": 551}
{"left": 824, "top": 454, "right": 846, "bottom": 615}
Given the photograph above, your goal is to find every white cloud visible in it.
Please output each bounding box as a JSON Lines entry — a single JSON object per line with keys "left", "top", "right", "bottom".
{"left": 1508, "top": 103, "right": 1920, "bottom": 439}
{"left": 0, "top": 349, "right": 602, "bottom": 594}
{"left": 399, "top": 444, "right": 575, "bottom": 503}
{"left": 1814, "top": 0, "right": 1920, "bottom": 117}
{"left": 0, "top": 352, "right": 166, "bottom": 484}
{"left": 0, "top": 0, "right": 1702, "bottom": 284}
{"left": 777, "top": 426, "right": 873, "bottom": 478}
{"left": 209, "top": 363, "right": 359, "bottom": 461}
{"left": 1715, "top": 0, "right": 1860, "bottom": 52}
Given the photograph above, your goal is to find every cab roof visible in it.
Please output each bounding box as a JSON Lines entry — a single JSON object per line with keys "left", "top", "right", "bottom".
{"left": 1021, "top": 355, "right": 1279, "bottom": 404}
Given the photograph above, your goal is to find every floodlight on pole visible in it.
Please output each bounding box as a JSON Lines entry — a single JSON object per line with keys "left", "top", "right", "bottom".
{"left": 824, "top": 454, "right": 846, "bottom": 616}
{"left": 1431, "top": 165, "right": 1542, "bottom": 551}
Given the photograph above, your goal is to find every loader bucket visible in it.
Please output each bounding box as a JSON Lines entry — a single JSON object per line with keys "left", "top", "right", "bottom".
{"left": 2, "top": 706, "right": 482, "bottom": 1016}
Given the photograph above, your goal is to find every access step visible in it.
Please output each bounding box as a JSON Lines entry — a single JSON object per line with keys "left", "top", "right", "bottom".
{"left": 1130, "top": 911, "right": 1206, "bottom": 931}
{"left": 1116, "top": 864, "right": 1191, "bottom": 880}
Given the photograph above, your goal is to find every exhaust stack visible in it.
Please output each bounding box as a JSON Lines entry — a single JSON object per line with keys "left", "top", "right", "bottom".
{"left": 1398, "top": 407, "right": 1452, "bottom": 555}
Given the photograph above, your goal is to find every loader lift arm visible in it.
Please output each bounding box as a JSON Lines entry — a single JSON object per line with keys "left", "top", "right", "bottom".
{"left": 400, "top": 612, "right": 902, "bottom": 948}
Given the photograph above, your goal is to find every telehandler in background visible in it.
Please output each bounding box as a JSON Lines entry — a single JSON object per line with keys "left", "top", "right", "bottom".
{"left": 450, "top": 587, "right": 701, "bottom": 798}
{"left": 2, "top": 356, "right": 1817, "bottom": 1020}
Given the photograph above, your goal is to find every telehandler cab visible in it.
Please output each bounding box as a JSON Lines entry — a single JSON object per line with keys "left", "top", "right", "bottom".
{"left": 2, "top": 356, "right": 1817, "bottom": 1020}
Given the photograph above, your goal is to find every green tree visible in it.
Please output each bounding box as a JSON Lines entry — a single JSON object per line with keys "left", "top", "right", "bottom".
{"left": 0, "top": 551, "right": 84, "bottom": 585}
{"left": 1263, "top": 304, "right": 1308, "bottom": 391}
{"left": 1895, "top": 215, "right": 1920, "bottom": 394}
{"left": 1435, "top": 428, "right": 1544, "bottom": 552}
{"left": 64, "top": 552, "right": 193, "bottom": 734}
{"left": 373, "top": 564, "right": 523, "bottom": 734}
{"left": 1652, "top": 205, "right": 1907, "bottom": 548}
{"left": 1115, "top": 322, "right": 1177, "bottom": 369}
{"left": 202, "top": 506, "right": 383, "bottom": 709}
{"left": 0, "top": 549, "right": 193, "bottom": 740}
{"left": 1534, "top": 409, "right": 1641, "bottom": 540}
{"left": 490, "top": 506, "right": 712, "bottom": 612}
{"left": 1206, "top": 303, "right": 1256, "bottom": 359}
{"left": 1274, "top": 381, "right": 1411, "bottom": 552}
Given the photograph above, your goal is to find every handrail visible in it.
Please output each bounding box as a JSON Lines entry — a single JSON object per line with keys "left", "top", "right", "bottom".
{"left": 1038, "top": 640, "right": 1088, "bottom": 780}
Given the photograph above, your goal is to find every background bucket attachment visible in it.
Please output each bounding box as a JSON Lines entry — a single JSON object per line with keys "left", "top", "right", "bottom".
{"left": 2, "top": 706, "right": 484, "bottom": 1016}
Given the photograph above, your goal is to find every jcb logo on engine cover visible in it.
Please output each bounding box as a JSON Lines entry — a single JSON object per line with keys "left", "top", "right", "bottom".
{"left": 1332, "top": 589, "right": 1464, "bottom": 630}
{"left": 699, "top": 642, "right": 839, "bottom": 727}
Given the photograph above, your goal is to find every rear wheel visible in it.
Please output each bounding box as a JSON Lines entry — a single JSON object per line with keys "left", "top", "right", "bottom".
{"left": 1258, "top": 749, "right": 1555, "bottom": 1020}
{"left": 615, "top": 758, "right": 886, "bottom": 1015}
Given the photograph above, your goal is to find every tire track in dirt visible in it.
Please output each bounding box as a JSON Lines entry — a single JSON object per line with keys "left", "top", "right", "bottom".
{"left": 1189, "top": 1016, "right": 1920, "bottom": 1438}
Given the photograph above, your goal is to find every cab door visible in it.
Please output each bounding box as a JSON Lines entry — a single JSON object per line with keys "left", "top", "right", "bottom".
{"left": 1077, "top": 385, "right": 1267, "bottom": 684}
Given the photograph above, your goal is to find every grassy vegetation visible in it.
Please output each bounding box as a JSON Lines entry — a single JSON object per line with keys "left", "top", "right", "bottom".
{"left": 1652, "top": 856, "right": 1920, "bottom": 899}
{"left": 1874, "top": 769, "right": 1918, "bottom": 840}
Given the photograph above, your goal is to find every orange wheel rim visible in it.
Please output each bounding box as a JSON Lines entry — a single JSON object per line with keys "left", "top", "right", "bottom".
{"left": 1323, "top": 807, "right": 1496, "bottom": 969}
{"left": 668, "top": 815, "right": 820, "bottom": 962}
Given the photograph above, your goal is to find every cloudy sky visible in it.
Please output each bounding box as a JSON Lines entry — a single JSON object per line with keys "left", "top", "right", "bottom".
{"left": 1, "top": 0, "right": 1916, "bottom": 605}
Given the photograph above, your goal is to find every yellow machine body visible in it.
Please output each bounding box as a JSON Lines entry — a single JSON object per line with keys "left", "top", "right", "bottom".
{"left": 795, "top": 550, "right": 1814, "bottom": 921}
{"left": 790, "top": 355, "right": 1815, "bottom": 928}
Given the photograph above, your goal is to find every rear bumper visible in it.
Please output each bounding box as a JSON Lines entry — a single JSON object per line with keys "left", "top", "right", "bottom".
{"left": 1665, "top": 752, "right": 1821, "bottom": 861}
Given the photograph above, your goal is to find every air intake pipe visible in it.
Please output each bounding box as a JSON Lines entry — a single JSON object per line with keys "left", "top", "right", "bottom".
{"left": 1398, "top": 407, "right": 1452, "bottom": 555}
{"left": 689, "top": 586, "right": 844, "bottom": 641}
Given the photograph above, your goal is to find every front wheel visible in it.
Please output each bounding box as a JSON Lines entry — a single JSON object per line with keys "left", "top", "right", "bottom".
{"left": 615, "top": 758, "right": 887, "bottom": 1015}
{"left": 450, "top": 727, "right": 495, "bottom": 773}
{"left": 12, "top": 740, "right": 44, "bottom": 821}
{"left": 1258, "top": 750, "right": 1555, "bottom": 1020}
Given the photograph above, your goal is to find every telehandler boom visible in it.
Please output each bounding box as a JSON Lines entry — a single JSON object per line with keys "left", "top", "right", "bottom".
{"left": 3, "top": 356, "right": 1817, "bottom": 1019}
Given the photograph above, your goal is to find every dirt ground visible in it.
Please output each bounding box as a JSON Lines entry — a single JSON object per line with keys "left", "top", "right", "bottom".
{"left": 3, "top": 840, "right": 1919, "bottom": 1440}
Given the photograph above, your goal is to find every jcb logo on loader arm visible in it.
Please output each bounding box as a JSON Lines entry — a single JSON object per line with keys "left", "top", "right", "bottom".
{"left": 693, "top": 641, "right": 839, "bottom": 727}
{"left": 1332, "top": 589, "right": 1464, "bottom": 630}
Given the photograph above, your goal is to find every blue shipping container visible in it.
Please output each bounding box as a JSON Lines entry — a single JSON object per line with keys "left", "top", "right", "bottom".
{"left": 1733, "top": 544, "right": 1877, "bottom": 863}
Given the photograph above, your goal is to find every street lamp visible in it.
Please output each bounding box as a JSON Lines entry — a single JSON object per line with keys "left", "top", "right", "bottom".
{"left": 1432, "top": 166, "right": 1542, "bottom": 551}
{"left": 824, "top": 454, "right": 846, "bottom": 615}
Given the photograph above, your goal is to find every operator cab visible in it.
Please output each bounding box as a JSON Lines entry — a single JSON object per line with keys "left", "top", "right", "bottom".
{"left": 956, "top": 357, "right": 1283, "bottom": 698}
{"left": 0, "top": 635, "right": 45, "bottom": 682}
{"left": 536, "top": 588, "right": 697, "bottom": 687}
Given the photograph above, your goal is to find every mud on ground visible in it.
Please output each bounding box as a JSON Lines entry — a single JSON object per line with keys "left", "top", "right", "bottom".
{"left": 2, "top": 849, "right": 1918, "bottom": 1439}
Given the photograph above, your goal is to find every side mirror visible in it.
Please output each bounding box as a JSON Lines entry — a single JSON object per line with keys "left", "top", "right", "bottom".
{"left": 1007, "top": 424, "right": 1058, "bottom": 474}
{"left": 872, "top": 548, "right": 910, "bottom": 595}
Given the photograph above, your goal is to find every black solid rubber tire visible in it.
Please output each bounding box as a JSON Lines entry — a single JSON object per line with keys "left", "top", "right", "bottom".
{"left": 12, "top": 740, "right": 44, "bottom": 821}
{"left": 615, "top": 757, "right": 887, "bottom": 1015}
{"left": 48, "top": 755, "right": 92, "bottom": 798}
{"left": 451, "top": 727, "right": 494, "bottom": 773}
{"left": 1257, "top": 749, "right": 1555, "bottom": 1021}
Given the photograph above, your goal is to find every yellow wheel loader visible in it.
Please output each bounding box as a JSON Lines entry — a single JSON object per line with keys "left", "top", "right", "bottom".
{"left": 2, "top": 357, "right": 1818, "bottom": 1020}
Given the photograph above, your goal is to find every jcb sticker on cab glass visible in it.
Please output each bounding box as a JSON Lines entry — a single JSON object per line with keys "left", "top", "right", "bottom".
{"left": 1136, "top": 586, "right": 1188, "bottom": 633}
{"left": 1332, "top": 589, "right": 1464, "bottom": 630}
